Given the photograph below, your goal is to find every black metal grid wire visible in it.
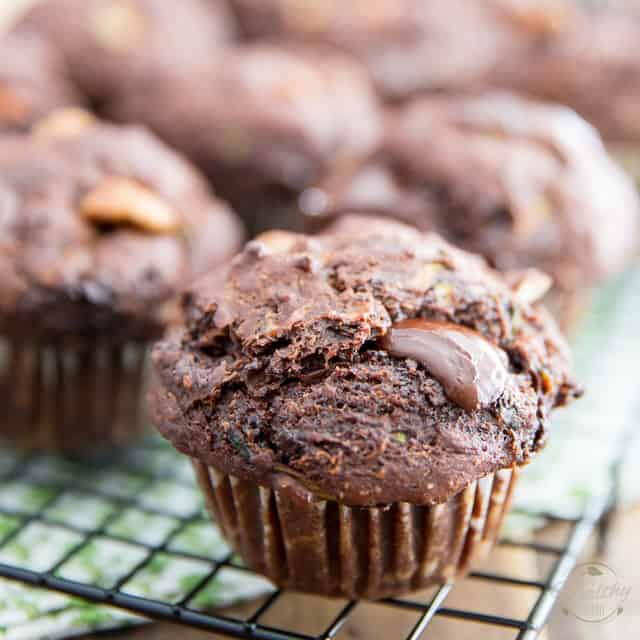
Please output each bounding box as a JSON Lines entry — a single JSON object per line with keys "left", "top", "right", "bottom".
{"left": 0, "top": 434, "right": 620, "bottom": 640}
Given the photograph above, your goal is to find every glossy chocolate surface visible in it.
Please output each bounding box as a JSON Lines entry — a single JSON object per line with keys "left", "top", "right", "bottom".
{"left": 380, "top": 318, "right": 508, "bottom": 412}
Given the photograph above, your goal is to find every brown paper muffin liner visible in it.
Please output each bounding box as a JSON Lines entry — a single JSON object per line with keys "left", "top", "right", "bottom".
{"left": 193, "top": 461, "right": 520, "bottom": 599}
{"left": 0, "top": 336, "right": 149, "bottom": 451}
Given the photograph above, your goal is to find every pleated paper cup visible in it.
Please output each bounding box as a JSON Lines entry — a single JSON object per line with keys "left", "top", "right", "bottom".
{"left": 0, "top": 335, "right": 149, "bottom": 451}
{"left": 193, "top": 461, "right": 520, "bottom": 600}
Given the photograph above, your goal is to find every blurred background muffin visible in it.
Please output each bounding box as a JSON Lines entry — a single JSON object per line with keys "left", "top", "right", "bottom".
{"left": 0, "top": 31, "right": 84, "bottom": 132}
{"left": 229, "top": 0, "right": 523, "bottom": 99}
{"left": 487, "top": 3, "right": 640, "bottom": 181}
{"left": 109, "top": 44, "right": 383, "bottom": 233}
{"left": 12, "top": 0, "right": 237, "bottom": 108}
{"left": 0, "top": 109, "right": 244, "bottom": 451}
{"left": 229, "top": 0, "right": 640, "bottom": 183}
{"left": 5, "top": 0, "right": 640, "bottom": 251}
{"left": 300, "top": 92, "right": 640, "bottom": 329}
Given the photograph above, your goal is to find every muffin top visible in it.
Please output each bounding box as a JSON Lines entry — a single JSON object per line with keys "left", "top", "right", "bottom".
{"left": 151, "top": 216, "right": 579, "bottom": 506}
{"left": 0, "top": 32, "right": 84, "bottom": 132}
{"left": 230, "top": 0, "right": 533, "bottom": 99}
{"left": 0, "top": 109, "right": 244, "bottom": 339}
{"left": 491, "top": 6, "right": 640, "bottom": 143}
{"left": 14, "top": 0, "right": 236, "bottom": 104}
{"left": 109, "top": 44, "right": 382, "bottom": 196}
{"left": 301, "top": 92, "right": 639, "bottom": 291}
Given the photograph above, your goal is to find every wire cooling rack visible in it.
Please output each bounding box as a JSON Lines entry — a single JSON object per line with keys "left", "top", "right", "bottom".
{"left": 2, "top": 265, "right": 639, "bottom": 639}
{"left": 0, "top": 434, "right": 618, "bottom": 640}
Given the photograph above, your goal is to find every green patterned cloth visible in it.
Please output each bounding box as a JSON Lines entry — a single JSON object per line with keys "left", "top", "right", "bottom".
{"left": 0, "top": 443, "right": 274, "bottom": 638}
{"left": 510, "top": 266, "right": 640, "bottom": 526}
{"left": 1, "top": 267, "right": 639, "bottom": 639}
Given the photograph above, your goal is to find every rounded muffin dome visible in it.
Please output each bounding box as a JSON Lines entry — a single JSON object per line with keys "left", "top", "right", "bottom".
{"left": 0, "top": 110, "right": 244, "bottom": 339}
{"left": 151, "top": 216, "right": 579, "bottom": 506}
{"left": 301, "top": 92, "right": 639, "bottom": 293}
{"left": 229, "top": 0, "right": 524, "bottom": 99}
{"left": 109, "top": 44, "right": 383, "bottom": 194}
{"left": 13, "top": 0, "right": 236, "bottom": 103}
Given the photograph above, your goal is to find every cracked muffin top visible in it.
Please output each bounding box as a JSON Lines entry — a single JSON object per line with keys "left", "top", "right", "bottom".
{"left": 150, "top": 216, "right": 580, "bottom": 506}
{"left": 13, "top": 0, "right": 236, "bottom": 104}
{"left": 0, "top": 109, "right": 244, "bottom": 339}
{"left": 301, "top": 92, "right": 639, "bottom": 292}
{"left": 0, "top": 32, "right": 84, "bottom": 132}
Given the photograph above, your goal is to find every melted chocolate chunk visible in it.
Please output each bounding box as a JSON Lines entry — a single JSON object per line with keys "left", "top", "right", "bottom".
{"left": 380, "top": 318, "right": 508, "bottom": 412}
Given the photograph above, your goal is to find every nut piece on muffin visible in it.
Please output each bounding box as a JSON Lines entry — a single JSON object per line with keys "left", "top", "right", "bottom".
{"left": 109, "top": 43, "right": 383, "bottom": 233}
{"left": 150, "top": 216, "right": 580, "bottom": 599}
{"left": 229, "top": 0, "right": 530, "bottom": 100}
{"left": 0, "top": 32, "right": 84, "bottom": 132}
{"left": 12, "top": 0, "right": 236, "bottom": 105}
{"left": 0, "top": 109, "right": 244, "bottom": 451}
{"left": 300, "top": 92, "right": 640, "bottom": 329}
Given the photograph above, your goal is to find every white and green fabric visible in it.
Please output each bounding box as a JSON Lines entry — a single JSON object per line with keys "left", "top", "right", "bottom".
{"left": 0, "top": 443, "right": 274, "bottom": 639}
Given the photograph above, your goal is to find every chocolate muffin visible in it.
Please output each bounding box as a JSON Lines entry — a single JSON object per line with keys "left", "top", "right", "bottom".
{"left": 490, "top": 5, "right": 640, "bottom": 144}
{"left": 0, "top": 109, "right": 244, "bottom": 451}
{"left": 488, "top": 5, "right": 640, "bottom": 182}
{"left": 300, "top": 92, "right": 640, "bottom": 328}
{"left": 229, "top": 0, "right": 547, "bottom": 100}
{"left": 110, "top": 44, "right": 382, "bottom": 233}
{"left": 13, "top": 0, "right": 236, "bottom": 107}
{"left": 0, "top": 31, "right": 83, "bottom": 132}
{"left": 150, "top": 216, "right": 580, "bottom": 599}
